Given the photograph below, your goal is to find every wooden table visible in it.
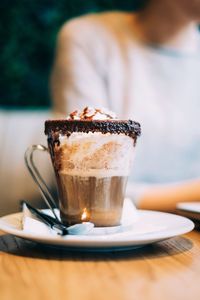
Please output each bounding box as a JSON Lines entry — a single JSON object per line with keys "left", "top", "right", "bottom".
{"left": 1, "top": 228, "right": 200, "bottom": 300}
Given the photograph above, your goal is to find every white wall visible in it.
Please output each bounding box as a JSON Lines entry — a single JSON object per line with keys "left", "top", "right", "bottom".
{"left": 0, "top": 110, "right": 56, "bottom": 216}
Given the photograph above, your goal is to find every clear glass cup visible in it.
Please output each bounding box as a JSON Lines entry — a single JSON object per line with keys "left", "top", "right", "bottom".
{"left": 25, "top": 119, "right": 140, "bottom": 227}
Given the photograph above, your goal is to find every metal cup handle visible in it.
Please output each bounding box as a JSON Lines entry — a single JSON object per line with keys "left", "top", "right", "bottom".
{"left": 24, "top": 144, "right": 59, "bottom": 221}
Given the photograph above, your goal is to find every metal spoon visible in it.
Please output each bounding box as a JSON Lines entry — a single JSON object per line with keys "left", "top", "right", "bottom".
{"left": 21, "top": 201, "right": 94, "bottom": 236}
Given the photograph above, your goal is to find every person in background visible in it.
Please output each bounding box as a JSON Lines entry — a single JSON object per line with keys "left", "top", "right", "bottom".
{"left": 51, "top": 0, "right": 200, "bottom": 212}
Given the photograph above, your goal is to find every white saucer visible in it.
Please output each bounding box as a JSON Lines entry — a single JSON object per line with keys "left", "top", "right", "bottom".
{"left": 0, "top": 208, "right": 194, "bottom": 251}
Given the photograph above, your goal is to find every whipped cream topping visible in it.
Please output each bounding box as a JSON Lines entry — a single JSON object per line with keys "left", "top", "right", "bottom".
{"left": 55, "top": 132, "right": 135, "bottom": 177}
{"left": 67, "top": 106, "right": 117, "bottom": 121}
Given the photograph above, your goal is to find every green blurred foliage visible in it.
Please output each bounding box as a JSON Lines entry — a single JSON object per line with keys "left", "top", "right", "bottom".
{"left": 0, "top": 0, "right": 144, "bottom": 108}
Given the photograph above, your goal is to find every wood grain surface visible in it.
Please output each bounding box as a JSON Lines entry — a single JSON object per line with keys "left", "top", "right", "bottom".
{"left": 1, "top": 228, "right": 200, "bottom": 300}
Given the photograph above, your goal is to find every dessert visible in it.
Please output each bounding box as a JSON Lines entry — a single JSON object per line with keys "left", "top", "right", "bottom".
{"left": 45, "top": 107, "right": 141, "bottom": 226}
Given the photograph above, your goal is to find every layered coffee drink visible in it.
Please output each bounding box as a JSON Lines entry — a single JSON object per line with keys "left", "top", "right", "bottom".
{"left": 45, "top": 107, "right": 141, "bottom": 226}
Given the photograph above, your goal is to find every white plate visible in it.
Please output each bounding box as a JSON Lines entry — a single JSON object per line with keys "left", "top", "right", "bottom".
{"left": 177, "top": 202, "right": 200, "bottom": 221}
{"left": 0, "top": 209, "right": 194, "bottom": 251}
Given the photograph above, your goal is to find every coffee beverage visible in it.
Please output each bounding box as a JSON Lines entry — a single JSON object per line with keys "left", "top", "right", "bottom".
{"left": 58, "top": 175, "right": 127, "bottom": 226}
{"left": 45, "top": 107, "right": 141, "bottom": 226}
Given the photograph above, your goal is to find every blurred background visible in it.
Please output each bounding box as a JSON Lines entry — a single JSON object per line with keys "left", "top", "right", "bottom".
{"left": 0, "top": 0, "right": 143, "bottom": 109}
{"left": 1, "top": 1, "right": 200, "bottom": 215}
{"left": 0, "top": 0, "right": 144, "bottom": 215}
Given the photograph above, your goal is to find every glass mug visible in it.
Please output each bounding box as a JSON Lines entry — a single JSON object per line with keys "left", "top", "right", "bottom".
{"left": 25, "top": 119, "right": 140, "bottom": 226}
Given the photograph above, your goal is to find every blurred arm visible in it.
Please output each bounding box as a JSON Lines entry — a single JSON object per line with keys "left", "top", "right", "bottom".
{"left": 137, "top": 179, "right": 200, "bottom": 212}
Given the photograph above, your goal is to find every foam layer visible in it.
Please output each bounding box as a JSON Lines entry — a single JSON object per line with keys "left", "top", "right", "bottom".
{"left": 54, "top": 132, "right": 135, "bottom": 177}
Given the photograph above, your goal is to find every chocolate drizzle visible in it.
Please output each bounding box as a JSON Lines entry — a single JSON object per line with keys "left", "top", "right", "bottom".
{"left": 45, "top": 119, "right": 141, "bottom": 142}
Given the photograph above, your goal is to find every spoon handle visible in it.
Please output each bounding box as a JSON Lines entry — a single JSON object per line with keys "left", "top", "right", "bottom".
{"left": 22, "top": 201, "right": 69, "bottom": 235}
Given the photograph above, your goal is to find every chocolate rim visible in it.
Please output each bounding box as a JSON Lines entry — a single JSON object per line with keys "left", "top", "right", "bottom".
{"left": 45, "top": 119, "right": 141, "bottom": 139}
